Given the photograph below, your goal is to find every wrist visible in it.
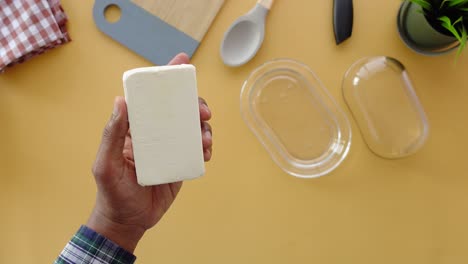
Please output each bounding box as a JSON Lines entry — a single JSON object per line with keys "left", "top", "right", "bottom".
{"left": 86, "top": 208, "right": 145, "bottom": 253}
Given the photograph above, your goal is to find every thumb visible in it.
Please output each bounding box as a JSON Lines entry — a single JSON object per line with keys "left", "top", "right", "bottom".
{"left": 168, "top": 53, "right": 190, "bottom": 65}
{"left": 97, "top": 97, "right": 129, "bottom": 163}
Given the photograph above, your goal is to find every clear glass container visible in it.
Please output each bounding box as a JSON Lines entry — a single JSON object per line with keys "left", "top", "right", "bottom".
{"left": 342, "top": 56, "right": 429, "bottom": 159}
{"left": 241, "top": 59, "right": 351, "bottom": 178}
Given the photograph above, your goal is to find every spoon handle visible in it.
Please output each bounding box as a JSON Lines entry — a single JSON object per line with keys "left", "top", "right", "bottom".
{"left": 258, "top": 0, "right": 274, "bottom": 10}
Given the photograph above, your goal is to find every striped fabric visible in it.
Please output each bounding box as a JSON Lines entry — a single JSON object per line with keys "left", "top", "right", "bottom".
{"left": 55, "top": 226, "right": 136, "bottom": 264}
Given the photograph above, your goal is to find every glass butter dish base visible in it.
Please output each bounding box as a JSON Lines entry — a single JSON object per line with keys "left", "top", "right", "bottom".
{"left": 241, "top": 59, "right": 352, "bottom": 178}
{"left": 343, "top": 56, "right": 429, "bottom": 159}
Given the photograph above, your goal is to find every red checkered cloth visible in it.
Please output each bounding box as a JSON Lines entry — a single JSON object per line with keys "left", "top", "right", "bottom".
{"left": 0, "top": 0, "right": 71, "bottom": 72}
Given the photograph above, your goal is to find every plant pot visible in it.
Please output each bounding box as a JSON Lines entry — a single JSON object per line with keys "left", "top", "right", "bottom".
{"left": 397, "top": 0, "right": 459, "bottom": 55}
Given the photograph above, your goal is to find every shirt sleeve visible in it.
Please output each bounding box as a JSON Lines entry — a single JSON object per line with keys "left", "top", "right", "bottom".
{"left": 54, "top": 225, "right": 137, "bottom": 264}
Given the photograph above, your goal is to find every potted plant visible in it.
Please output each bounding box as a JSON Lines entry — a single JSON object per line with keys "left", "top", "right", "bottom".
{"left": 398, "top": 0, "right": 468, "bottom": 56}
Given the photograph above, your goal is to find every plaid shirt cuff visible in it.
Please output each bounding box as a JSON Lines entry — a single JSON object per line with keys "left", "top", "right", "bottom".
{"left": 55, "top": 225, "right": 136, "bottom": 264}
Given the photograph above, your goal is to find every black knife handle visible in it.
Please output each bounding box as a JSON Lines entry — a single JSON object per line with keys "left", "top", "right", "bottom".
{"left": 333, "top": 0, "right": 354, "bottom": 45}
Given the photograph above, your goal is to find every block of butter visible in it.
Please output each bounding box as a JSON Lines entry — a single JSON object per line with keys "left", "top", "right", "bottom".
{"left": 123, "top": 65, "right": 205, "bottom": 186}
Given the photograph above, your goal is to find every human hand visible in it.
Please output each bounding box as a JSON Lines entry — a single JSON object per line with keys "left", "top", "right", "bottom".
{"left": 87, "top": 53, "right": 213, "bottom": 253}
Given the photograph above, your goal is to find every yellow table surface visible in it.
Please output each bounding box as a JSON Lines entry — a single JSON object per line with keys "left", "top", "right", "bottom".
{"left": 1, "top": 0, "right": 468, "bottom": 263}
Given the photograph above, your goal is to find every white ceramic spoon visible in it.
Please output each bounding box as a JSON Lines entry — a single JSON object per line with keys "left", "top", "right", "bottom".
{"left": 220, "top": 0, "right": 274, "bottom": 67}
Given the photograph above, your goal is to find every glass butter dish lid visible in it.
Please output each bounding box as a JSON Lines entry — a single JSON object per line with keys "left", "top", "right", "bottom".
{"left": 342, "top": 57, "right": 429, "bottom": 159}
{"left": 241, "top": 59, "right": 352, "bottom": 178}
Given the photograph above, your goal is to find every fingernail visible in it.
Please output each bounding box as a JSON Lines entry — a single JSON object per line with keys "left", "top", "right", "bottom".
{"left": 199, "top": 98, "right": 209, "bottom": 108}
{"left": 203, "top": 104, "right": 211, "bottom": 116}
{"left": 113, "top": 99, "right": 119, "bottom": 117}
{"left": 204, "top": 149, "right": 212, "bottom": 161}
{"left": 204, "top": 130, "right": 212, "bottom": 139}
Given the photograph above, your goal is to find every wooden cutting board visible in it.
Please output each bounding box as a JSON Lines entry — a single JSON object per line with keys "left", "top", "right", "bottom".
{"left": 93, "top": 0, "right": 225, "bottom": 65}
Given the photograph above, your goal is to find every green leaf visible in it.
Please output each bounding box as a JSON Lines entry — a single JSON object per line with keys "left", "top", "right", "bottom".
{"left": 441, "top": 0, "right": 468, "bottom": 9}
{"left": 452, "top": 25, "right": 467, "bottom": 62}
{"left": 439, "top": 16, "right": 462, "bottom": 41}
{"left": 453, "top": 16, "right": 464, "bottom": 26}
{"left": 447, "top": 0, "right": 468, "bottom": 7}
{"left": 440, "top": 0, "right": 451, "bottom": 8}
{"left": 438, "top": 16, "right": 467, "bottom": 58}
{"left": 408, "top": 0, "right": 432, "bottom": 10}
{"left": 457, "top": 24, "right": 467, "bottom": 57}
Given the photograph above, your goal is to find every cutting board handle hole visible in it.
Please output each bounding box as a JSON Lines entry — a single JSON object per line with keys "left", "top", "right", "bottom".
{"left": 104, "top": 4, "right": 121, "bottom": 24}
